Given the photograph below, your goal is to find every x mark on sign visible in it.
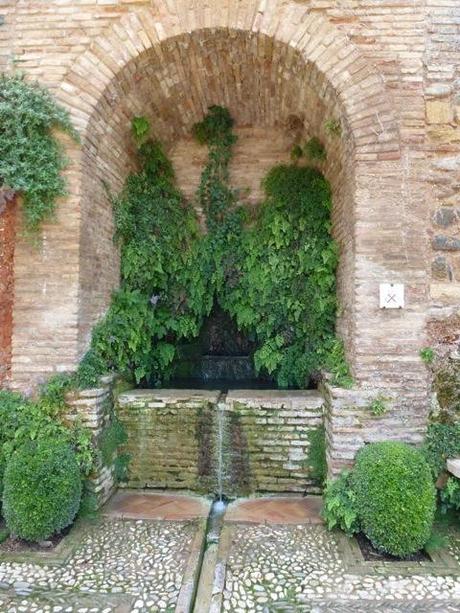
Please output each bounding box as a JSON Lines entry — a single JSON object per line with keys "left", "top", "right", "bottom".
{"left": 385, "top": 292, "right": 397, "bottom": 305}
{"left": 380, "top": 283, "right": 404, "bottom": 309}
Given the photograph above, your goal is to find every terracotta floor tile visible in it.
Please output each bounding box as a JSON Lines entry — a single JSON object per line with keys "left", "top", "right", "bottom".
{"left": 225, "top": 496, "right": 323, "bottom": 525}
{"left": 103, "top": 491, "right": 211, "bottom": 521}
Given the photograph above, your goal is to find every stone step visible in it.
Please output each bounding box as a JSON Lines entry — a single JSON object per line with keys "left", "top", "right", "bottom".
{"left": 447, "top": 458, "right": 460, "bottom": 478}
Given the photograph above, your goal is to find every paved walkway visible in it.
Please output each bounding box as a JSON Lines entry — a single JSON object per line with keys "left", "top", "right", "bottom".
{"left": 225, "top": 496, "right": 323, "bottom": 524}
{"left": 0, "top": 492, "right": 459, "bottom": 612}
{"left": 104, "top": 491, "right": 210, "bottom": 522}
{"left": 0, "top": 493, "right": 209, "bottom": 613}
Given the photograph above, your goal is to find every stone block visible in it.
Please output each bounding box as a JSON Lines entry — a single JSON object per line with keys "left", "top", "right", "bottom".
{"left": 433, "top": 208, "right": 457, "bottom": 228}
{"left": 426, "top": 99, "right": 454, "bottom": 124}
{"left": 432, "top": 235, "right": 460, "bottom": 251}
{"left": 447, "top": 458, "right": 460, "bottom": 478}
{"left": 64, "top": 378, "right": 116, "bottom": 510}
{"left": 432, "top": 256, "right": 453, "bottom": 281}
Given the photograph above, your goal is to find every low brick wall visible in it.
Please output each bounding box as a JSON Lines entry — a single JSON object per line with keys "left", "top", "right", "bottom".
{"left": 117, "top": 389, "right": 220, "bottom": 492}
{"left": 323, "top": 383, "right": 429, "bottom": 477}
{"left": 117, "top": 388, "right": 324, "bottom": 496}
{"left": 65, "top": 375, "right": 117, "bottom": 508}
{"left": 225, "top": 390, "right": 324, "bottom": 495}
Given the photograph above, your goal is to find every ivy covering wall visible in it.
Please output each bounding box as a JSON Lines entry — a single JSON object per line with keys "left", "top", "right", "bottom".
{"left": 77, "top": 106, "right": 350, "bottom": 389}
{"left": 0, "top": 74, "right": 77, "bottom": 233}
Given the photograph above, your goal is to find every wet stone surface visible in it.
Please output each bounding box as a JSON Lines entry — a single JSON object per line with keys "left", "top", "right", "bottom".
{"left": 222, "top": 524, "right": 460, "bottom": 612}
{"left": 0, "top": 518, "right": 196, "bottom": 612}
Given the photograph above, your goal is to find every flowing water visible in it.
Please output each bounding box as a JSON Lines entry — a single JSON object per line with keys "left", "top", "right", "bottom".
{"left": 201, "top": 356, "right": 255, "bottom": 382}
{"left": 215, "top": 399, "right": 227, "bottom": 503}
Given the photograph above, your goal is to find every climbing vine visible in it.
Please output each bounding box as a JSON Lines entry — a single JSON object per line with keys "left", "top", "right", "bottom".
{"left": 82, "top": 139, "right": 210, "bottom": 385}
{"left": 74, "top": 106, "right": 350, "bottom": 389}
{"left": 222, "top": 163, "right": 348, "bottom": 387}
{"left": 0, "top": 74, "right": 77, "bottom": 233}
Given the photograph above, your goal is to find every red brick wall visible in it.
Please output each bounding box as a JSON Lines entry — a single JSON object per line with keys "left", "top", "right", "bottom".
{"left": 0, "top": 195, "right": 16, "bottom": 386}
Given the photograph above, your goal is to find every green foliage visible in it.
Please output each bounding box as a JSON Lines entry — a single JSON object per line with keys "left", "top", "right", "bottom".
{"left": 99, "top": 417, "right": 128, "bottom": 467}
{"left": 82, "top": 121, "right": 209, "bottom": 385}
{"left": 222, "top": 164, "right": 349, "bottom": 387}
{"left": 0, "top": 526, "right": 9, "bottom": 544}
{"left": 367, "top": 395, "right": 389, "bottom": 417}
{"left": 78, "top": 489, "right": 99, "bottom": 522}
{"left": 290, "top": 144, "right": 303, "bottom": 161}
{"left": 440, "top": 477, "right": 460, "bottom": 515}
{"left": 420, "top": 347, "right": 435, "bottom": 365}
{"left": 324, "top": 119, "right": 342, "bottom": 137}
{"left": 78, "top": 107, "right": 349, "bottom": 389}
{"left": 306, "top": 426, "right": 327, "bottom": 485}
{"left": 192, "top": 105, "right": 234, "bottom": 146}
{"left": 304, "top": 137, "right": 327, "bottom": 161}
{"left": 0, "top": 386, "right": 94, "bottom": 507}
{"left": 423, "top": 422, "right": 460, "bottom": 479}
{"left": 131, "top": 116, "right": 150, "bottom": 144}
{"left": 353, "top": 442, "right": 436, "bottom": 557}
{"left": 0, "top": 73, "right": 77, "bottom": 233}
{"left": 425, "top": 529, "right": 450, "bottom": 551}
{"left": 114, "top": 453, "right": 131, "bottom": 482}
{"left": 322, "top": 339, "right": 353, "bottom": 388}
{"left": 322, "top": 471, "right": 359, "bottom": 536}
{"left": 73, "top": 349, "right": 109, "bottom": 390}
{"left": 2, "top": 438, "right": 82, "bottom": 542}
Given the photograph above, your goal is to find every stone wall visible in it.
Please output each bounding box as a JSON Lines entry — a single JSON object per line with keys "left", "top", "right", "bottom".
{"left": 117, "top": 389, "right": 324, "bottom": 496}
{"left": 64, "top": 376, "right": 117, "bottom": 508}
{"left": 0, "top": 0, "right": 442, "bottom": 405}
{"left": 425, "top": 0, "right": 460, "bottom": 319}
{"left": 0, "top": 0, "right": 458, "bottom": 462}
{"left": 225, "top": 390, "right": 324, "bottom": 494}
{"left": 322, "top": 383, "right": 429, "bottom": 477}
{"left": 117, "top": 389, "right": 221, "bottom": 492}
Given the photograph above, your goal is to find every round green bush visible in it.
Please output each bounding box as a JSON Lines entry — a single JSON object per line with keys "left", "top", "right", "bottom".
{"left": 2, "top": 438, "right": 82, "bottom": 542}
{"left": 353, "top": 442, "right": 436, "bottom": 558}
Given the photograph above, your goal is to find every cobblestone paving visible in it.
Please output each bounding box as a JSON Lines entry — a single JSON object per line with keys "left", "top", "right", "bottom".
{"left": 1, "top": 518, "right": 460, "bottom": 612}
{"left": 222, "top": 524, "right": 460, "bottom": 612}
{"left": 0, "top": 519, "right": 197, "bottom": 612}
{"left": 268, "top": 600, "right": 460, "bottom": 611}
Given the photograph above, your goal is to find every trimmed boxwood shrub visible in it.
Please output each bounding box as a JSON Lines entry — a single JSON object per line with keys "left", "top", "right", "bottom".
{"left": 353, "top": 442, "right": 436, "bottom": 557}
{"left": 2, "top": 438, "right": 82, "bottom": 542}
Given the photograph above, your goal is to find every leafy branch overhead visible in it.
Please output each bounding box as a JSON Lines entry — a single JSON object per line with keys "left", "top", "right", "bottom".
{"left": 0, "top": 74, "right": 78, "bottom": 233}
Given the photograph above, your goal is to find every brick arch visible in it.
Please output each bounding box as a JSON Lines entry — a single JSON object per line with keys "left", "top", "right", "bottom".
{"left": 57, "top": 4, "right": 400, "bottom": 158}
{"left": 10, "top": 0, "right": 426, "bottom": 399}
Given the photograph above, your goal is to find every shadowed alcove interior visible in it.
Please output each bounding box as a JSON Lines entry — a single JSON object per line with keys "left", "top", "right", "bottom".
{"left": 77, "top": 28, "right": 356, "bottom": 373}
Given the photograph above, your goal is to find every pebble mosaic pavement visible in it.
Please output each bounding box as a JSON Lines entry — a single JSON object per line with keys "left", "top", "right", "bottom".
{"left": 0, "top": 519, "right": 196, "bottom": 612}
{"left": 221, "top": 524, "right": 460, "bottom": 612}
{"left": 0, "top": 507, "right": 460, "bottom": 611}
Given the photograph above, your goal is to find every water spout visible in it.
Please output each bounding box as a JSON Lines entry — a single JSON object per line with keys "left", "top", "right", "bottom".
{"left": 213, "top": 499, "right": 226, "bottom": 514}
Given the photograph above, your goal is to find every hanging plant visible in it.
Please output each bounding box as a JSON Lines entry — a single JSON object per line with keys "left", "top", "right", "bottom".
{"left": 73, "top": 107, "right": 350, "bottom": 389}
{"left": 0, "top": 74, "right": 77, "bottom": 234}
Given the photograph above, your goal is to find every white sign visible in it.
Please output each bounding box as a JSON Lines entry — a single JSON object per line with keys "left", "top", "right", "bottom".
{"left": 379, "top": 283, "right": 404, "bottom": 309}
